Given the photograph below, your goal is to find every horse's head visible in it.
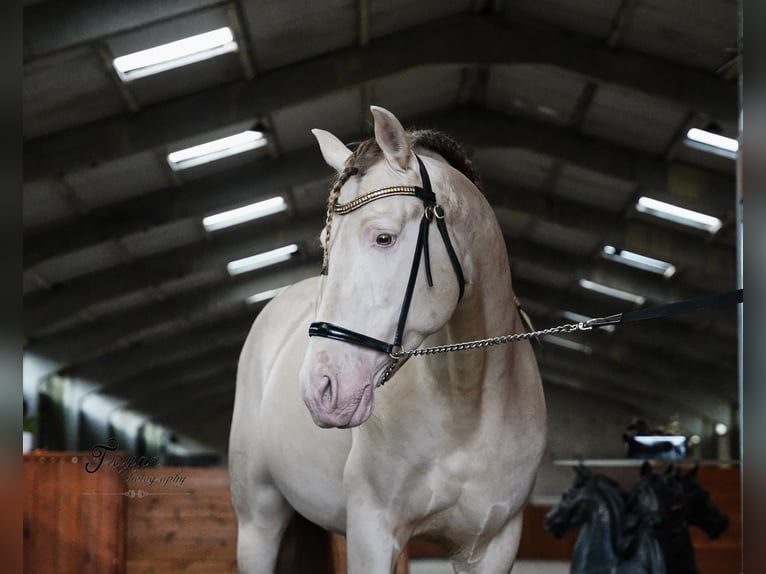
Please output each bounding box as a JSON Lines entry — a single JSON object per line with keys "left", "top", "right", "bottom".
{"left": 544, "top": 465, "right": 623, "bottom": 538}
{"left": 627, "top": 462, "right": 682, "bottom": 529}
{"left": 299, "top": 106, "right": 471, "bottom": 428}
{"left": 674, "top": 465, "right": 729, "bottom": 538}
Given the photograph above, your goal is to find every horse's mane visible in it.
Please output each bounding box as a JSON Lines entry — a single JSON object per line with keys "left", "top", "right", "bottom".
{"left": 339, "top": 129, "right": 480, "bottom": 189}
{"left": 321, "top": 128, "right": 480, "bottom": 270}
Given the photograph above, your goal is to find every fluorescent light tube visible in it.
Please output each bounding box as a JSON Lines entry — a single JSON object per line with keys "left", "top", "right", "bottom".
{"left": 685, "top": 128, "right": 738, "bottom": 159}
{"left": 227, "top": 244, "right": 298, "bottom": 276}
{"left": 579, "top": 278, "right": 646, "bottom": 305}
{"left": 546, "top": 335, "right": 592, "bottom": 354}
{"left": 167, "top": 130, "right": 267, "bottom": 171}
{"left": 635, "top": 196, "right": 722, "bottom": 234}
{"left": 246, "top": 286, "right": 288, "bottom": 305}
{"left": 203, "top": 197, "right": 287, "bottom": 232}
{"left": 113, "top": 27, "right": 238, "bottom": 81}
{"left": 602, "top": 245, "right": 676, "bottom": 278}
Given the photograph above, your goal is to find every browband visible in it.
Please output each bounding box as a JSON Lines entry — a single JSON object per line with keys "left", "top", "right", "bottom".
{"left": 333, "top": 186, "right": 420, "bottom": 215}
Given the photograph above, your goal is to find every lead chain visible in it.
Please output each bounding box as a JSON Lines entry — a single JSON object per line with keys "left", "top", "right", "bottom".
{"left": 391, "top": 321, "right": 592, "bottom": 359}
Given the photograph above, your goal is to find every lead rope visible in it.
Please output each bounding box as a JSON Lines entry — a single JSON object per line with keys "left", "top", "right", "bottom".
{"left": 389, "top": 288, "right": 743, "bottom": 360}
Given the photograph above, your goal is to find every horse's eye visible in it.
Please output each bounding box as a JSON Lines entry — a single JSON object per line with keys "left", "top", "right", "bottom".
{"left": 376, "top": 233, "right": 394, "bottom": 247}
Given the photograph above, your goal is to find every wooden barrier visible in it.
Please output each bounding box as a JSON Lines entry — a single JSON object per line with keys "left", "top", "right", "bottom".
{"left": 23, "top": 455, "right": 741, "bottom": 573}
{"left": 23, "top": 451, "right": 126, "bottom": 574}
{"left": 124, "top": 467, "right": 237, "bottom": 573}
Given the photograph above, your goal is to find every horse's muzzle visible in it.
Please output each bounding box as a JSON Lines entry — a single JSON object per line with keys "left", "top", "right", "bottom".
{"left": 299, "top": 356, "right": 375, "bottom": 428}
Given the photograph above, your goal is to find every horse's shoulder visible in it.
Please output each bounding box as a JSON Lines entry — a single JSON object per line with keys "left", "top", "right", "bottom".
{"left": 239, "top": 276, "right": 319, "bottom": 368}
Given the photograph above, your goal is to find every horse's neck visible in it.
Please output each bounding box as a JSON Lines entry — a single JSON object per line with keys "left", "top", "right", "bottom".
{"left": 427, "top": 224, "right": 531, "bottom": 401}
{"left": 572, "top": 518, "right": 620, "bottom": 573}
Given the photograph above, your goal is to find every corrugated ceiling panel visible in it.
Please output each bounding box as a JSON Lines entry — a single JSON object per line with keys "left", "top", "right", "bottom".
{"left": 530, "top": 220, "right": 601, "bottom": 255}
{"left": 512, "top": 259, "right": 573, "bottom": 290}
{"left": 292, "top": 178, "right": 332, "bottom": 217}
{"left": 619, "top": 0, "right": 737, "bottom": 71}
{"left": 23, "top": 46, "right": 127, "bottom": 138}
{"left": 370, "top": 0, "right": 471, "bottom": 39}
{"left": 502, "top": 0, "right": 622, "bottom": 38}
{"left": 486, "top": 65, "right": 587, "bottom": 127}
{"left": 474, "top": 149, "right": 556, "bottom": 189}
{"left": 554, "top": 163, "right": 636, "bottom": 212}
{"left": 243, "top": 0, "right": 356, "bottom": 71}
{"left": 160, "top": 269, "right": 226, "bottom": 297}
{"left": 371, "top": 65, "right": 462, "bottom": 121}
{"left": 119, "top": 219, "right": 203, "bottom": 259}
{"left": 64, "top": 150, "right": 173, "bottom": 209}
{"left": 272, "top": 90, "right": 362, "bottom": 153}
{"left": 582, "top": 85, "right": 687, "bottom": 155}
{"left": 23, "top": 179, "right": 78, "bottom": 229}
{"left": 493, "top": 207, "right": 534, "bottom": 238}
{"left": 31, "top": 242, "right": 127, "bottom": 284}
{"left": 86, "top": 288, "right": 163, "bottom": 320}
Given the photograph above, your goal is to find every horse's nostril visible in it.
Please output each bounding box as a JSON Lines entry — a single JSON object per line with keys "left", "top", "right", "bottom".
{"left": 320, "top": 375, "right": 334, "bottom": 407}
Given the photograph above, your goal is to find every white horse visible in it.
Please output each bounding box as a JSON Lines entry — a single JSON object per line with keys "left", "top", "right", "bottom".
{"left": 229, "top": 106, "right": 546, "bottom": 574}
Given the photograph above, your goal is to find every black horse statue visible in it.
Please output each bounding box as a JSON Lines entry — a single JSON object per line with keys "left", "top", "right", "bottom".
{"left": 545, "top": 463, "right": 730, "bottom": 574}
{"left": 649, "top": 464, "right": 729, "bottom": 574}
{"left": 544, "top": 464, "right": 666, "bottom": 573}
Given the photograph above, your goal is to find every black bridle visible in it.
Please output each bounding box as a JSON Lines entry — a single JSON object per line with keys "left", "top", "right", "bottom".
{"left": 308, "top": 156, "right": 465, "bottom": 384}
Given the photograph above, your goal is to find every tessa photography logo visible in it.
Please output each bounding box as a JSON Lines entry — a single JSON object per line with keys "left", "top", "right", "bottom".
{"left": 84, "top": 438, "right": 188, "bottom": 491}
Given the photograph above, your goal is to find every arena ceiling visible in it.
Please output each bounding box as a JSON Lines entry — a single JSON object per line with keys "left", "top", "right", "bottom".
{"left": 23, "top": 0, "right": 740, "bottom": 454}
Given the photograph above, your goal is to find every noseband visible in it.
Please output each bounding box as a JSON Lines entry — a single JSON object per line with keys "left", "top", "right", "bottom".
{"left": 308, "top": 156, "right": 465, "bottom": 385}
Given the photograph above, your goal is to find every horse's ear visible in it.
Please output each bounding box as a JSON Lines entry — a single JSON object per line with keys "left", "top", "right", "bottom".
{"left": 312, "top": 129, "right": 352, "bottom": 173}
{"left": 370, "top": 106, "right": 411, "bottom": 172}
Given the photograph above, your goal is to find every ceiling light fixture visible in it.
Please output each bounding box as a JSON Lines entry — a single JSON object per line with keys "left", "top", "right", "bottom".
{"left": 167, "top": 130, "right": 267, "bottom": 171}
{"left": 685, "top": 127, "right": 738, "bottom": 159}
{"left": 635, "top": 196, "right": 722, "bottom": 234}
{"left": 579, "top": 278, "right": 646, "bottom": 305}
{"left": 602, "top": 245, "right": 676, "bottom": 278}
{"left": 246, "top": 286, "right": 288, "bottom": 305}
{"left": 113, "top": 27, "right": 238, "bottom": 82}
{"left": 227, "top": 244, "right": 298, "bottom": 276}
{"left": 203, "top": 197, "right": 287, "bottom": 232}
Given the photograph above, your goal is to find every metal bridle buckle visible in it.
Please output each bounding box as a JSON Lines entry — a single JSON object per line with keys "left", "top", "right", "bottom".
{"left": 433, "top": 204, "right": 445, "bottom": 220}
{"left": 388, "top": 345, "right": 403, "bottom": 360}
{"left": 424, "top": 206, "right": 434, "bottom": 221}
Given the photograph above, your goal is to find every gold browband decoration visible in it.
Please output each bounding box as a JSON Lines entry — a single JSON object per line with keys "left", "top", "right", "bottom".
{"left": 333, "top": 186, "right": 420, "bottom": 215}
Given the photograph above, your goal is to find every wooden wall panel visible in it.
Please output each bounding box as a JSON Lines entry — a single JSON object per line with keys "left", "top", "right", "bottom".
{"left": 24, "top": 459, "right": 740, "bottom": 573}
{"left": 23, "top": 452, "right": 126, "bottom": 574}
{"left": 125, "top": 467, "right": 237, "bottom": 574}
{"left": 692, "top": 466, "right": 741, "bottom": 574}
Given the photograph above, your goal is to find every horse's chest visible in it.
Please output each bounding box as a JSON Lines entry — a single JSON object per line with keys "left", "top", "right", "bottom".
{"left": 405, "top": 451, "right": 518, "bottom": 538}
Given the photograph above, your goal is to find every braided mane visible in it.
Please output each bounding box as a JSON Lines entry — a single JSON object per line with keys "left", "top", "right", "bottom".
{"left": 321, "top": 129, "right": 479, "bottom": 271}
